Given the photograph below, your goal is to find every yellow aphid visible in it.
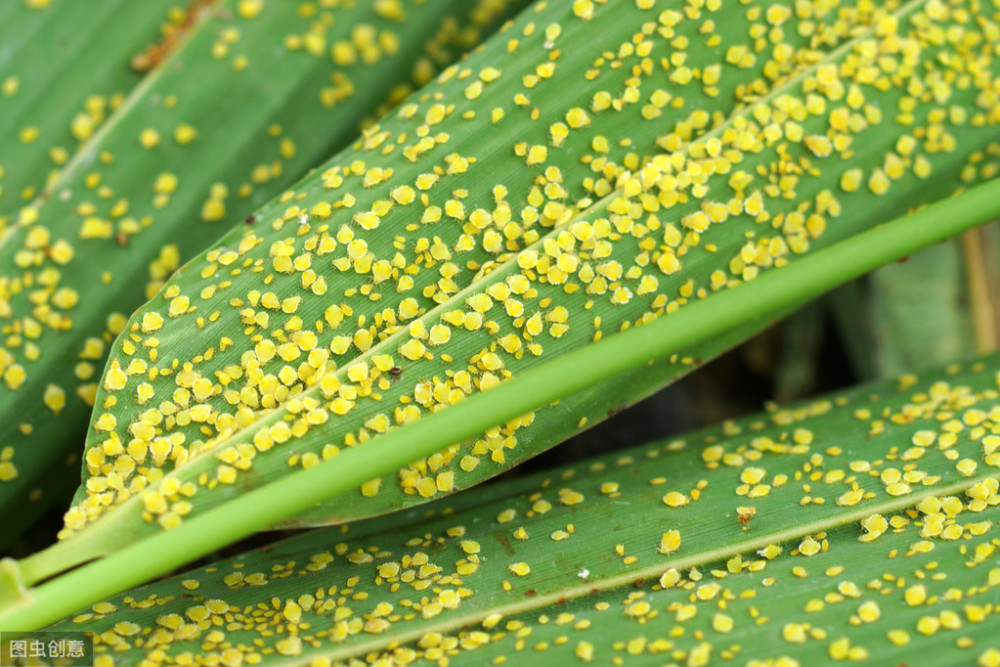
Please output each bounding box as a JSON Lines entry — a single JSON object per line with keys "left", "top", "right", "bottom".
{"left": 566, "top": 107, "right": 590, "bottom": 129}
{"left": 140, "top": 128, "right": 161, "bottom": 148}
{"left": 859, "top": 513, "right": 888, "bottom": 542}
{"left": 354, "top": 211, "right": 380, "bottom": 230}
{"left": 904, "top": 584, "right": 927, "bottom": 606}
{"left": 508, "top": 562, "right": 531, "bottom": 576}
{"left": 526, "top": 145, "right": 547, "bottom": 166}
{"left": 662, "top": 491, "right": 689, "bottom": 507}
{"left": 399, "top": 339, "right": 426, "bottom": 361}
{"left": 868, "top": 168, "right": 891, "bottom": 195}
{"left": 43, "top": 384, "right": 67, "bottom": 414}
{"left": 174, "top": 124, "right": 197, "bottom": 144}
{"left": 104, "top": 368, "right": 127, "bottom": 392}
{"left": 237, "top": 0, "right": 263, "bottom": 19}
{"left": 837, "top": 489, "right": 863, "bottom": 506}
{"left": 141, "top": 312, "right": 164, "bottom": 333}
{"left": 658, "top": 530, "right": 681, "bottom": 554}
{"left": 797, "top": 537, "right": 821, "bottom": 556}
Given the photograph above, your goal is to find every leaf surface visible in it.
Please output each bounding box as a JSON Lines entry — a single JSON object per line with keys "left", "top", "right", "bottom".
{"left": 33, "top": 0, "right": 1000, "bottom": 580}
{"left": 53, "top": 352, "right": 1000, "bottom": 665}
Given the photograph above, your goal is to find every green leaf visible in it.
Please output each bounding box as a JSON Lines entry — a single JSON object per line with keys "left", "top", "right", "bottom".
{"left": 0, "top": 0, "right": 527, "bottom": 537}
{"left": 33, "top": 0, "right": 1000, "bottom": 578}
{"left": 50, "top": 351, "right": 1000, "bottom": 665}
{"left": 0, "top": 0, "right": 179, "bottom": 220}
{"left": 868, "top": 240, "right": 975, "bottom": 376}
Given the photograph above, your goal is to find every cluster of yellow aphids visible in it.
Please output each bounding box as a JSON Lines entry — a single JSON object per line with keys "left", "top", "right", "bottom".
{"left": 0, "top": 0, "right": 529, "bottom": 543}
{"left": 42, "top": 0, "right": 1000, "bottom": 563}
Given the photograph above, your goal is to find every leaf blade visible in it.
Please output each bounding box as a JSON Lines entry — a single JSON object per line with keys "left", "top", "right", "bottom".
{"left": 47, "top": 350, "right": 1000, "bottom": 665}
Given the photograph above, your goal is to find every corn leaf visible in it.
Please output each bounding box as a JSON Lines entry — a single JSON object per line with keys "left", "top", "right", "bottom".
{"left": 0, "top": 0, "right": 182, "bottom": 221}
{"left": 0, "top": 0, "right": 527, "bottom": 536}
{"left": 28, "top": 0, "right": 1000, "bottom": 582}
{"left": 51, "top": 351, "right": 1000, "bottom": 665}
{"left": 869, "top": 240, "right": 976, "bottom": 375}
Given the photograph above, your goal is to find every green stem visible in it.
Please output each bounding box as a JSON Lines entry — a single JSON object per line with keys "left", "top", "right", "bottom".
{"left": 5, "top": 177, "right": 1000, "bottom": 630}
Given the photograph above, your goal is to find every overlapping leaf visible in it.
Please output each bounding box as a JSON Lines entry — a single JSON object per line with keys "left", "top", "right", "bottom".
{"left": 29, "top": 0, "right": 1000, "bottom": 582}
{"left": 54, "top": 352, "right": 1000, "bottom": 665}
{"left": 0, "top": 0, "right": 528, "bottom": 543}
